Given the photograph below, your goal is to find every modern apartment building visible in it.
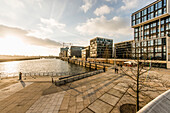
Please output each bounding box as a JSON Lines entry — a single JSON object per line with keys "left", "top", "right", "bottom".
{"left": 59, "top": 47, "right": 69, "bottom": 58}
{"left": 114, "top": 40, "right": 134, "bottom": 59}
{"left": 68, "top": 46, "right": 85, "bottom": 58}
{"left": 82, "top": 46, "right": 90, "bottom": 60}
{"left": 90, "top": 37, "right": 113, "bottom": 58}
{"left": 131, "top": 0, "right": 170, "bottom": 68}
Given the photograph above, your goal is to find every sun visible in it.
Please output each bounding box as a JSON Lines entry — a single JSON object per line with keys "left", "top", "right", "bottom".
{"left": 0, "top": 35, "right": 26, "bottom": 55}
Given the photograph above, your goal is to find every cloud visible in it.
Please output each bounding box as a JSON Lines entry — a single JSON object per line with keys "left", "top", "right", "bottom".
{"left": 27, "top": 18, "right": 66, "bottom": 39}
{"left": 120, "top": 0, "right": 138, "bottom": 10}
{"left": 81, "top": 0, "right": 94, "bottom": 13}
{"left": 120, "top": 0, "right": 154, "bottom": 11}
{"left": 0, "top": 25, "right": 62, "bottom": 47}
{"left": 94, "top": 5, "right": 113, "bottom": 16}
{"left": 40, "top": 18, "right": 66, "bottom": 30}
{"left": 76, "top": 16, "right": 133, "bottom": 38}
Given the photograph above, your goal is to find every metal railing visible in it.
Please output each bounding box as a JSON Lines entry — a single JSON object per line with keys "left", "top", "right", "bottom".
{"left": 0, "top": 71, "right": 92, "bottom": 79}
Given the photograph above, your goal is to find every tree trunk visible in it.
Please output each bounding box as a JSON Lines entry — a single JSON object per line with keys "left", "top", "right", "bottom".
{"left": 136, "top": 59, "right": 140, "bottom": 112}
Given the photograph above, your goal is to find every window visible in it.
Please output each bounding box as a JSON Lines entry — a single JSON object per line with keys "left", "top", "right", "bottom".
{"left": 132, "top": 21, "right": 135, "bottom": 26}
{"left": 158, "top": 1, "right": 162, "bottom": 9}
{"left": 155, "top": 3, "right": 158, "bottom": 10}
{"left": 138, "top": 12, "right": 141, "bottom": 18}
{"left": 151, "top": 13, "right": 154, "bottom": 19}
{"left": 148, "top": 7, "right": 151, "bottom": 13}
{"left": 155, "top": 11, "right": 158, "bottom": 17}
{"left": 158, "top": 39, "right": 162, "bottom": 45}
{"left": 162, "top": 38, "right": 166, "bottom": 45}
{"left": 163, "top": 8, "right": 167, "bottom": 14}
{"left": 148, "top": 47, "right": 154, "bottom": 52}
{"left": 166, "top": 18, "right": 169, "bottom": 23}
{"left": 148, "top": 14, "right": 151, "bottom": 20}
{"left": 164, "top": 0, "right": 166, "bottom": 7}
{"left": 144, "top": 9, "right": 147, "bottom": 15}
{"left": 161, "top": 20, "right": 164, "bottom": 24}
{"left": 161, "top": 26, "right": 164, "bottom": 31}
{"left": 151, "top": 5, "right": 154, "bottom": 12}
{"left": 132, "top": 15, "right": 135, "bottom": 20}
{"left": 161, "top": 32, "right": 165, "bottom": 37}
{"left": 158, "top": 9, "right": 162, "bottom": 16}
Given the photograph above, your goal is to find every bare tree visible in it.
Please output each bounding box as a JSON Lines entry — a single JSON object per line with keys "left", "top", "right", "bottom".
{"left": 119, "top": 51, "right": 169, "bottom": 112}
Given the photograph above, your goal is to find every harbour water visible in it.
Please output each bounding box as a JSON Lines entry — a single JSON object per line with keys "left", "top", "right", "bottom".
{"left": 0, "top": 59, "right": 91, "bottom": 78}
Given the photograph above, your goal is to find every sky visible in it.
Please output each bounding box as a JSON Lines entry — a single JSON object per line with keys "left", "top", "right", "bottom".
{"left": 0, "top": 0, "right": 155, "bottom": 56}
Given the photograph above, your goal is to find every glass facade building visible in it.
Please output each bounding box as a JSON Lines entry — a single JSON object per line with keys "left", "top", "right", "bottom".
{"left": 114, "top": 40, "right": 134, "bottom": 59}
{"left": 90, "top": 37, "right": 113, "bottom": 58}
{"left": 131, "top": 0, "right": 170, "bottom": 68}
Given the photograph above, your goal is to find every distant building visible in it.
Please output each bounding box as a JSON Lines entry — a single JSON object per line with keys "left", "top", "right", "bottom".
{"left": 82, "top": 46, "right": 90, "bottom": 60}
{"left": 131, "top": 0, "right": 170, "bottom": 68}
{"left": 90, "top": 37, "right": 113, "bottom": 58}
{"left": 59, "top": 47, "right": 69, "bottom": 58}
{"left": 114, "top": 40, "right": 134, "bottom": 59}
{"left": 68, "top": 46, "right": 85, "bottom": 58}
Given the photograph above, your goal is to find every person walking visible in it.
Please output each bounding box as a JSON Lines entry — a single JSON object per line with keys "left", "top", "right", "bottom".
{"left": 117, "top": 68, "right": 119, "bottom": 74}
{"left": 19, "top": 72, "right": 22, "bottom": 80}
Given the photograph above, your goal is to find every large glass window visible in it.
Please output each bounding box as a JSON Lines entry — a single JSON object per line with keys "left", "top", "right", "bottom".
{"left": 163, "top": 8, "right": 167, "bottom": 14}
{"left": 151, "top": 13, "right": 154, "bottom": 19}
{"left": 148, "top": 7, "right": 151, "bottom": 13}
{"left": 151, "top": 5, "right": 154, "bottom": 12}
{"left": 144, "top": 9, "right": 147, "bottom": 15}
{"left": 158, "top": 39, "right": 162, "bottom": 45}
{"left": 164, "top": 0, "right": 166, "bottom": 7}
{"left": 158, "top": 1, "right": 162, "bottom": 9}
{"left": 158, "top": 9, "right": 162, "bottom": 16}
{"left": 155, "top": 3, "right": 158, "bottom": 10}
{"left": 148, "top": 47, "right": 154, "bottom": 52}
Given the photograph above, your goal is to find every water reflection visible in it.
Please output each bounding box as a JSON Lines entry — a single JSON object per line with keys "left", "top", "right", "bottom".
{"left": 0, "top": 59, "right": 90, "bottom": 77}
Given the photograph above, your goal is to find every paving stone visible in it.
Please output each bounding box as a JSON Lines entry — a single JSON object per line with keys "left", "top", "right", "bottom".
{"left": 100, "top": 93, "right": 119, "bottom": 106}
{"left": 88, "top": 99, "right": 113, "bottom": 113}
{"left": 107, "top": 88, "right": 124, "bottom": 98}
{"left": 80, "top": 108, "right": 94, "bottom": 113}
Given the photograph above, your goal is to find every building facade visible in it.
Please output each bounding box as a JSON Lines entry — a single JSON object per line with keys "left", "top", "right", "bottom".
{"left": 90, "top": 37, "right": 113, "bottom": 58}
{"left": 68, "top": 46, "right": 85, "bottom": 58}
{"left": 114, "top": 40, "right": 134, "bottom": 59}
{"left": 82, "top": 46, "right": 90, "bottom": 60}
{"left": 131, "top": 0, "right": 170, "bottom": 68}
{"left": 59, "top": 47, "right": 69, "bottom": 58}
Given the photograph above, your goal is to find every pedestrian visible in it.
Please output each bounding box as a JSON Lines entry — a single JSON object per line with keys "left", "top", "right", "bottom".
{"left": 115, "top": 68, "right": 116, "bottom": 73}
{"left": 19, "top": 72, "right": 22, "bottom": 80}
{"left": 117, "top": 68, "right": 119, "bottom": 74}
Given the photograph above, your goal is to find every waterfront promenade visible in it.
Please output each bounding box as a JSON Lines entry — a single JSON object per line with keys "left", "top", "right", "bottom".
{"left": 0, "top": 68, "right": 169, "bottom": 113}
